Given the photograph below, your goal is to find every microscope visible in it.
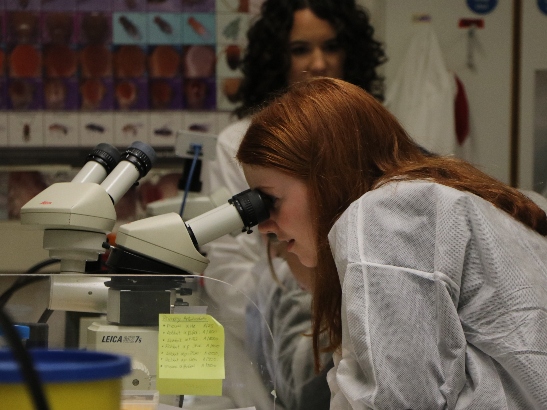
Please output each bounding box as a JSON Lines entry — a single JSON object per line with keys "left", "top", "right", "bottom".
{"left": 19, "top": 141, "right": 271, "bottom": 391}
{"left": 20, "top": 141, "right": 155, "bottom": 274}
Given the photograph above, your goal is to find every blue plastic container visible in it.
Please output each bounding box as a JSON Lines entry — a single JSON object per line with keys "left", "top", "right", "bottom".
{"left": 0, "top": 324, "right": 30, "bottom": 348}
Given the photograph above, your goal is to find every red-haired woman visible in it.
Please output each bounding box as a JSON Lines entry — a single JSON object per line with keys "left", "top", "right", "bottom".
{"left": 237, "top": 77, "right": 547, "bottom": 410}
{"left": 204, "top": 1, "right": 386, "bottom": 409}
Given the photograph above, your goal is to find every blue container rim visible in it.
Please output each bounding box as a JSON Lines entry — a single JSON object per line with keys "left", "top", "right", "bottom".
{"left": 0, "top": 349, "right": 131, "bottom": 384}
{"left": 0, "top": 325, "right": 30, "bottom": 339}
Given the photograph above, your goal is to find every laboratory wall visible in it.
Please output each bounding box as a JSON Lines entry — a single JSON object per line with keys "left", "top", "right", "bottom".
{"left": 0, "top": 0, "right": 260, "bottom": 272}
{"left": 383, "top": 0, "right": 514, "bottom": 185}
{"left": 519, "top": 1, "right": 547, "bottom": 192}
{"left": 2, "top": 0, "right": 546, "bottom": 272}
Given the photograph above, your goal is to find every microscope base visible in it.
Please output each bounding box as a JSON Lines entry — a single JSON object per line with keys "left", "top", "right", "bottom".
{"left": 87, "top": 322, "right": 158, "bottom": 391}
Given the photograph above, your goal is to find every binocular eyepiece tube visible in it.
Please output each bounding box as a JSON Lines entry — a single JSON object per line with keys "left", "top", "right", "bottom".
{"left": 185, "top": 189, "right": 271, "bottom": 248}
{"left": 71, "top": 141, "right": 157, "bottom": 205}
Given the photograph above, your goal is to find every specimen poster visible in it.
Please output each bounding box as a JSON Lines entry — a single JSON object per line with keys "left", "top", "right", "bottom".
{"left": 0, "top": 0, "right": 261, "bottom": 148}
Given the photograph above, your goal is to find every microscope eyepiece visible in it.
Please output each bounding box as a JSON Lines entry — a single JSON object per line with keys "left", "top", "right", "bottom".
{"left": 121, "top": 141, "right": 157, "bottom": 179}
{"left": 86, "top": 143, "right": 121, "bottom": 174}
{"left": 230, "top": 189, "right": 270, "bottom": 229}
{"left": 72, "top": 143, "right": 121, "bottom": 184}
{"left": 100, "top": 141, "right": 157, "bottom": 204}
{"left": 184, "top": 189, "right": 271, "bottom": 248}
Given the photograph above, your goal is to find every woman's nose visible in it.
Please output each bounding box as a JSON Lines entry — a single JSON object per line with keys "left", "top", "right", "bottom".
{"left": 309, "top": 49, "right": 327, "bottom": 74}
{"left": 258, "top": 219, "right": 276, "bottom": 235}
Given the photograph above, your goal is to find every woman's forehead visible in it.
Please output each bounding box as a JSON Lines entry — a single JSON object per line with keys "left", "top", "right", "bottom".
{"left": 242, "top": 165, "right": 292, "bottom": 189}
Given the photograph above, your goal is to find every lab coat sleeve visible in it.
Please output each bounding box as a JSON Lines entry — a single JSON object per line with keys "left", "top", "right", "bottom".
{"left": 247, "top": 259, "right": 330, "bottom": 410}
{"left": 328, "top": 183, "right": 468, "bottom": 409}
{"left": 331, "top": 263, "right": 467, "bottom": 409}
{"left": 202, "top": 118, "right": 264, "bottom": 340}
{"left": 208, "top": 118, "right": 251, "bottom": 196}
{"left": 271, "top": 271, "right": 317, "bottom": 410}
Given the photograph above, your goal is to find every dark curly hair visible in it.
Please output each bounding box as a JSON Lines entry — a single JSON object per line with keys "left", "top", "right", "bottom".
{"left": 233, "top": 0, "right": 387, "bottom": 118}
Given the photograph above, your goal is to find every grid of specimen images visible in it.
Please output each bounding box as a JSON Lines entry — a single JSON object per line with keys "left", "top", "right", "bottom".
{"left": 1, "top": 0, "right": 251, "bottom": 112}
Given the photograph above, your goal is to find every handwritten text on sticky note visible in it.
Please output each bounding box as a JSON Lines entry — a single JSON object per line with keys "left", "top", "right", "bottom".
{"left": 158, "top": 314, "right": 225, "bottom": 380}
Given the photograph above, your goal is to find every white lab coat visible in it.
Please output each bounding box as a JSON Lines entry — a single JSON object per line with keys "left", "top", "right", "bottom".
{"left": 203, "top": 118, "right": 329, "bottom": 409}
{"left": 246, "top": 256, "right": 332, "bottom": 410}
{"left": 203, "top": 117, "right": 262, "bottom": 340}
{"left": 385, "top": 25, "right": 457, "bottom": 155}
{"left": 327, "top": 180, "right": 547, "bottom": 409}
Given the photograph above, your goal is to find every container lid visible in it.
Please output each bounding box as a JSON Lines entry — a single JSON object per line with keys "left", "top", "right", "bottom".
{"left": 0, "top": 349, "right": 131, "bottom": 383}
{"left": 0, "top": 325, "right": 30, "bottom": 340}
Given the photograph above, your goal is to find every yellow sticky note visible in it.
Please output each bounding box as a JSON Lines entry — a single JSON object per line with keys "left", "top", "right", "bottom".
{"left": 157, "top": 314, "right": 225, "bottom": 384}
{"left": 156, "top": 378, "right": 223, "bottom": 396}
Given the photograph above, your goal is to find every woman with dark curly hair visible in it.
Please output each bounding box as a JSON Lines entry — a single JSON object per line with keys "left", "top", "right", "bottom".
{"left": 234, "top": 0, "right": 386, "bottom": 118}
{"left": 203, "top": 2, "right": 386, "bottom": 409}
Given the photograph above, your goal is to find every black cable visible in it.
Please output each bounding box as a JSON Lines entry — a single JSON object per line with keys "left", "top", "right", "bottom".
{"left": 0, "top": 260, "right": 57, "bottom": 409}
{"left": 0, "top": 276, "right": 45, "bottom": 309}
{"left": 0, "top": 308, "right": 50, "bottom": 410}
{"left": 26, "top": 259, "right": 60, "bottom": 274}
{"left": 37, "top": 309, "right": 54, "bottom": 324}
{"left": 0, "top": 259, "right": 59, "bottom": 309}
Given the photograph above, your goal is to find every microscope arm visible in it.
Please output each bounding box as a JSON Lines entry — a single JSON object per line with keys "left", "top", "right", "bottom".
{"left": 108, "top": 213, "right": 208, "bottom": 275}
{"left": 107, "top": 189, "right": 271, "bottom": 275}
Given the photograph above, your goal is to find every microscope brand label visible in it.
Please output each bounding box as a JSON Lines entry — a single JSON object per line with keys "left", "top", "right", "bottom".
{"left": 101, "top": 335, "right": 142, "bottom": 343}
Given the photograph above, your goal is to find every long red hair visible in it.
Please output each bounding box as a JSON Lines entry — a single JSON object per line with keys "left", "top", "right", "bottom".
{"left": 236, "top": 77, "right": 547, "bottom": 370}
